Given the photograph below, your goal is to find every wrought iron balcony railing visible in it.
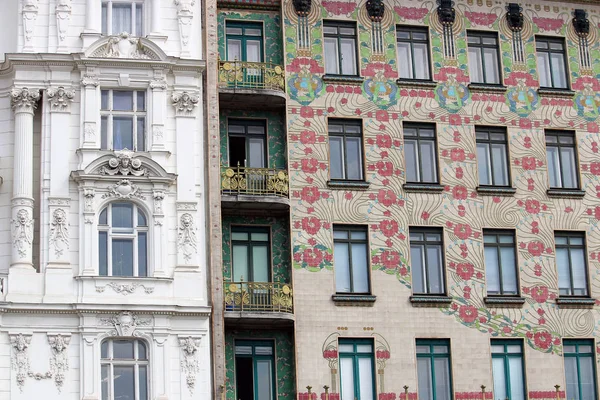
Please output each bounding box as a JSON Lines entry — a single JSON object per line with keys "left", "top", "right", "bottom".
{"left": 224, "top": 281, "right": 293, "bottom": 313}
{"left": 221, "top": 165, "right": 289, "bottom": 197}
{"left": 218, "top": 60, "right": 285, "bottom": 91}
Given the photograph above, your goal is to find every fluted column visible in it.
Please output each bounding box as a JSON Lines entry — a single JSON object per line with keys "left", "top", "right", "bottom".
{"left": 10, "top": 87, "right": 40, "bottom": 269}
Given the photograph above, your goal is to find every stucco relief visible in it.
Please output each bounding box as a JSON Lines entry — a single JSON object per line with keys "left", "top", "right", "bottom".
{"left": 10, "top": 334, "right": 31, "bottom": 391}
{"left": 98, "top": 311, "right": 152, "bottom": 336}
{"left": 174, "top": 0, "right": 195, "bottom": 52}
{"left": 98, "top": 150, "right": 149, "bottom": 176}
{"left": 10, "top": 87, "right": 40, "bottom": 113}
{"left": 102, "top": 179, "right": 146, "bottom": 200}
{"left": 55, "top": 0, "right": 71, "bottom": 44}
{"left": 172, "top": 91, "right": 199, "bottom": 116}
{"left": 49, "top": 208, "right": 69, "bottom": 257}
{"left": 91, "top": 33, "right": 159, "bottom": 59}
{"left": 12, "top": 209, "right": 33, "bottom": 258}
{"left": 95, "top": 282, "right": 154, "bottom": 295}
{"left": 179, "top": 336, "right": 201, "bottom": 393}
{"left": 22, "top": 0, "right": 39, "bottom": 47}
{"left": 47, "top": 86, "right": 74, "bottom": 112}
{"left": 178, "top": 213, "right": 198, "bottom": 262}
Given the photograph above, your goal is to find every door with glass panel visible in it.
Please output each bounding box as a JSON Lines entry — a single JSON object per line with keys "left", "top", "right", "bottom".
{"left": 232, "top": 227, "right": 271, "bottom": 307}
{"left": 491, "top": 340, "right": 526, "bottom": 400}
{"left": 226, "top": 22, "right": 264, "bottom": 86}
{"left": 564, "top": 340, "right": 597, "bottom": 400}
{"left": 339, "top": 339, "right": 376, "bottom": 400}
{"left": 235, "top": 340, "right": 276, "bottom": 400}
{"left": 228, "top": 119, "right": 267, "bottom": 192}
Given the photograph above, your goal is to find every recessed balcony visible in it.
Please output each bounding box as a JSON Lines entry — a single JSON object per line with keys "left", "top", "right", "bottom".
{"left": 224, "top": 281, "right": 294, "bottom": 326}
{"left": 221, "top": 165, "right": 289, "bottom": 210}
{"left": 218, "top": 60, "right": 286, "bottom": 108}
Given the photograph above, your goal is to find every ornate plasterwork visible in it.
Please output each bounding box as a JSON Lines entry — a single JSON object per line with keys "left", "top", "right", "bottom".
{"left": 174, "top": 0, "right": 195, "bottom": 53}
{"left": 80, "top": 75, "right": 99, "bottom": 87}
{"left": 10, "top": 334, "right": 31, "bottom": 392}
{"left": 47, "top": 334, "right": 71, "bottom": 392}
{"left": 102, "top": 179, "right": 146, "bottom": 200}
{"left": 150, "top": 79, "right": 168, "bottom": 90}
{"left": 153, "top": 190, "right": 165, "bottom": 214}
{"left": 22, "top": 0, "right": 39, "bottom": 47}
{"left": 98, "top": 312, "right": 152, "bottom": 336}
{"left": 96, "top": 282, "right": 155, "bottom": 295}
{"left": 47, "top": 86, "right": 74, "bottom": 112}
{"left": 12, "top": 209, "right": 33, "bottom": 258}
{"left": 98, "top": 150, "right": 149, "bottom": 177}
{"left": 55, "top": 0, "right": 72, "bottom": 43}
{"left": 83, "top": 188, "right": 95, "bottom": 213}
{"left": 179, "top": 336, "right": 200, "bottom": 393}
{"left": 172, "top": 91, "right": 199, "bottom": 116}
{"left": 90, "top": 33, "right": 159, "bottom": 59}
{"left": 178, "top": 213, "right": 197, "bottom": 262}
{"left": 11, "top": 87, "right": 40, "bottom": 113}
{"left": 49, "top": 208, "right": 69, "bottom": 257}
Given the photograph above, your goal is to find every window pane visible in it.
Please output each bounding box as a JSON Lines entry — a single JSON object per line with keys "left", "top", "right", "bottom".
{"left": 135, "top": 5, "right": 143, "bottom": 36}
{"left": 351, "top": 243, "right": 369, "bottom": 293}
{"left": 550, "top": 53, "right": 567, "bottom": 89}
{"left": 252, "top": 245, "right": 269, "bottom": 282}
{"left": 500, "top": 247, "right": 517, "bottom": 294}
{"left": 113, "top": 366, "right": 135, "bottom": 400}
{"left": 256, "top": 360, "right": 273, "bottom": 400}
{"left": 579, "top": 356, "right": 596, "bottom": 400}
{"left": 113, "top": 91, "right": 134, "bottom": 111}
{"left": 357, "top": 344, "right": 372, "bottom": 353}
{"left": 233, "top": 245, "right": 248, "bottom": 282}
{"left": 139, "top": 365, "right": 148, "bottom": 400}
{"left": 483, "top": 48, "right": 500, "bottom": 84}
{"left": 340, "top": 38, "right": 357, "bottom": 75}
{"left": 411, "top": 245, "right": 425, "bottom": 293}
{"left": 112, "top": 203, "right": 134, "bottom": 228}
{"left": 138, "top": 341, "right": 147, "bottom": 360}
{"left": 325, "top": 38, "right": 340, "bottom": 74}
{"left": 138, "top": 232, "right": 147, "bottom": 277}
{"left": 101, "top": 341, "right": 109, "bottom": 358}
{"left": 137, "top": 118, "right": 145, "bottom": 152}
{"left": 334, "top": 230, "right": 349, "bottom": 240}
{"left": 398, "top": 42, "right": 413, "bottom": 79}
{"left": 330, "top": 136, "right": 344, "bottom": 179}
{"left": 417, "top": 358, "right": 433, "bottom": 400}
{"left": 477, "top": 143, "right": 491, "bottom": 185}
{"left": 101, "top": 90, "right": 109, "bottom": 109}
{"left": 492, "top": 358, "right": 507, "bottom": 400}
{"left": 414, "top": 43, "right": 430, "bottom": 80}
{"left": 405, "top": 140, "right": 419, "bottom": 182}
{"left": 570, "top": 248, "right": 588, "bottom": 295}
{"left": 101, "top": 365, "right": 109, "bottom": 400}
{"left": 235, "top": 345, "right": 252, "bottom": 355}
{"left": 340, "top": 357, "right": 355, "bottom": 400}
{"left": 102, "top": 4, "right": 108, "bottom": 35}
{"left": 113, "top": 117, "right": 134, "bottom": 150}
{"left": 508, "top": 357, "right": 525, "bottom": 400}
{"left": 112, "top": 239, "right": 134, "bottom": 276}
{"left": 556, "top": 247, "right": 572, "bottom": 295}
{"left": 434, "top": 358, "right": 452, "bottom": 400}
{"left": 546, "top": 147, "right": 561, "bottom": 188}
{"left": 346, "top": 137, "right": 363, "bottom": 180}
{"left": 351, "top": 231, "right": 367, "bottom": 240}
{"left": 538, "top": 52, "right": 552, "bottom": 87}
{"left": 101, "top": 116, "right": 108, "bottom": 150}
{"left": 251, "top": 232, "right": 269, "bottom": 241}
{"left": 232, "top": 232, "right": 248, "bottom": 241}
{"left": 113, "top": 340, "right": 134, "bottom": 359}
{"left": 420, "top": 140, "right": 437, "bottom": 183}
{"left": 565, "top": 357, "right": 579, "bottom": 400}
{"left": 338, "top": 344, "right": 354, "bottom": 353}
{"left": 485, "top": 246, "right": 500, "bottom": 294}
{"left": 335, "top": 242, "right": 351, "bottom": 293}
{"left": 137, "top": 210, "right": 147, "bottom": 227}
{"left": 468, "top": 48, "right": 484, "bottom": 83}
{"left": 426, "top": 245, "right": 444, "bottom": 294}
{"left": 248, "top": 138, "right": 265, "bottom": 168}
{"left": 227, "top": 39, "right": 242, "bottom": 61}
{"left": 112, "top": 4, "right": 133, "bottom": 35}
{"left": 491, "top": 144, "right": 509, "bottom": 186}
{"left": 99, "top": 232, "right": 108, "bottom": 276}
{"left": 358, "top": 357, "right": 374, "bottom": 400}
{"left": 246, "top": 40, "right": 261, "bottom": 63}
{"left": 560, "top": 147, "right": 578, "bottom": 189}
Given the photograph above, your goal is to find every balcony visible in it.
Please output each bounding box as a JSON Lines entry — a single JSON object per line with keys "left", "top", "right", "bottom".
{"left": 221, "top": 165, "right": 289, "bottom": 211}
{"left": 218, "top": 60, "right": 286, "bottom": 108}
{"left": 224, "top": 281, "right": 294, "bottom": 326}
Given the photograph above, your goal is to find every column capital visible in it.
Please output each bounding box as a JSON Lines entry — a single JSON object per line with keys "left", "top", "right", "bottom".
{"left": 81, "top": 74, "right": 99, "bottom": 87}
{"left": 171, "top": 91, "right": 199, "bottom": 117}
{"left": 47, "top": 86, "right": 75, "bottom": 113}
{"left": 11, "top": 87, "right": 40, "bottom": 114}
{"left": 150, "top": 79, "right": 167, "bottom": 90}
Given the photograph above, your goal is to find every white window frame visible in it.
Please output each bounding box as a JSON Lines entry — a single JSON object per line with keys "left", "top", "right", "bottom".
{"left": 101, "top": 89, "right": 147, "bottom": 152}
{"left": 102, "top": 0, "right": 145, "bottom": 36}
{"left": 101, "top": 339, "right": 149, "bottom": 400}
{"left": 98, "top": 202, "right": 149, "bottom": 277}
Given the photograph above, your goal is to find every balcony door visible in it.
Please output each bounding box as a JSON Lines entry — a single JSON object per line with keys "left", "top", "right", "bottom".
{"left": 228, "top": 119, "right": 267, "bottom": 169}
{"left": 226, "top": 22, "right": 263, "bottom": 63}
{"left": 232, "top": 226, "right": 270, "bottom": 283}
{"left": 235, "top": 340, "right": 275, "bottom": 400}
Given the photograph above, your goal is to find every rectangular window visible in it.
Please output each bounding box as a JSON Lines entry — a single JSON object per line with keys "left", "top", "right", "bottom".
{"left": 564, "top": 340, "right": 597, "bottom": 400}
{"left": 404, "top": 123, "right": 438, "bottom": 184}
{"left": 491, "top": 340, "right": 526, "bottom": 400}
{"left": 100, "top": 90, "right": 147, "bottom": 151}
{"left": 484, "top": 230, "right": 518, "bottom": 296}
{"left": 397, "top": 27, "right": 431, "bottom": 81}
{"left": 101, "top": 1, "right": 144, "bottom": 36}
{"left": 555, "top": 232, "right": 588, "bottom": 296}
{"left": 416, "top": 340, "right": 452, "bottom": 400}
{"left": 226, "top": 22, "right": 264, "bottom": 62}
{"left": 468, "top": 31, "right": 501, "bottom": 85}
{"left": 536, "top": 36, "right": 568, "bottom": 89}
{"left": 329, "top": 119, "right": 364, "bottom": 181}
{"left": 334, "top": 226, "right": 369, "bottom": 294}
{"left": 410, "top": 228, "right": 445, "bottom": 295}
{"left": 546, "top": 130, "right": 579, "bottom": 189}
{"left": 228, "top": 119, "right": 267, "bottom": 168}
{"left": 324, "top": 21, "right": 358, "bottom": 76}
{"left": 339, "top": 339, "right": 375, "bottom": 400}
{"left": 476, "top": 127, "right": 510, "bottom": 187}
{"left": 231, "top": 227, "right": 270, "bottom": 283}
{"left": 235, "top": 340, "right": 275, "bottom": 400}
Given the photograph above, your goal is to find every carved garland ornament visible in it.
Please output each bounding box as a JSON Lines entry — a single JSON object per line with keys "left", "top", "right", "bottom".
{"left": 47, "top": 86, "right": 75, "bottom": 112}
{"left": 98, "top": 150, "right": 149, "bottom": 176}
{"left": 172, "top": 91, "right": 199, "bottom": 116}
{"left": 96, "top": 282, "right": 154, "bottom": 295}
{"left": 12, "top": 209, "right": 33, "bottom": 258}
{"left": 49, "top": 208, "right": 69, "bottom": 257}
{"left": 102, "top": 179, "right": 145, "bottom": 200}
{"left": 179, "top": 337, "right": 201, "bottom": 394}
{"left": 178, "top": 213, "right": 198, "bottom": 262}
{"left": 55, "top": 0, "right": 72, "bottom": 43}
{"left": 98, "top": 311, "right": 152, "bottom": 336}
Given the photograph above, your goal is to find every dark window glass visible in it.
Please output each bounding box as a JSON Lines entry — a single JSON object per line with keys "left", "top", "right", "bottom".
{"left": 404, "top": 123, "right": 438, "bottom": 184}
{"left": 555, "top": 232, "right": 588, "bottom": 296}
{"left": 410, "top": 228, "right": 445, "bottom": 294}
{"left": 235, "top": 340, "right": 275, "bottom": 400}
{"left": 334, "top": 226, "right": 369, "bottom": 294}
{"left": 227, "top": 119, "right": 267, "bottom": 169}
{"left": 226, "top": 22, "right": 264, "bottom": 62}
{"left": 324, "top": 21, "right": 358, "bottom": 76}
{"left": 329, "top": 120, "right": 364, "bottom": 181}
{"left": 397, "top": 27, "right": 431, "bottom": 80}
{"left": 100, "top": 339, "right": 148, "bottom": 400}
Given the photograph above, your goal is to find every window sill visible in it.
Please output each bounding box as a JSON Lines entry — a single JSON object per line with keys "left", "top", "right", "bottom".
{"left": 327, "top": 180, "right": 370, "bottom": 190}
{"left": 468, "top": 83, "right": 507, "bottom": 93}
{"left": 322, "top": 74, "right": 364, "bottom": 85}
{"left": 546, "top": 188, "right": 585, "bottom": 198}
{"left": 484, "top": 296, "right": 525, "bottom": 308}
{"left": 538, "top": 88, "right": 575, "bottom": 98}
{"left": 410, "top": 295, "right": 452, "bottom": 307}
{"left": 556, "top": 297, "right": 596, "bottom": 308}
{"left": 332, "top": 294, "right": 377, "bottom": 307}
{"left": 396, "top": 79, "right": 438, "bottom": 89}
{"left": 476, "top": 186, "right": 516, "bottom": 196}
{"left": 75, "top": 275, "right": 173, "bottom": 282}
{"left": 403, "top": 183, "right": 445, "bottom": 193}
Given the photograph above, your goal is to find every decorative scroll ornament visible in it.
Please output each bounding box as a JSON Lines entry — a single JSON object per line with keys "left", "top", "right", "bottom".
{"left": 96, "top": 282, "right": 154, "bottom": 295}
{"left": 172, "top": 91, "right": 199, "bottom": 116}
{"left": 11, "top": 87, "right": 40, "bottom": 113}
{"left": 103, "top": 179, "right": 145, "bottom": 200}
{"left": 81, "top": 75, "right": 99, "bottom": 87}
{"left": 506, "top": 3, "right": 524, "bottom": 31}
{"left": 179, "top": 337, "right": 200, "bottom": 393}
{"left": 22, "top": 0, "right": 39, "bottom": 45}
{"left": 47, "top": 334, "right": 71, "bottom": 392}
{"left": 174, "top": 0, "right": 195, "bottom": 51}
{"left": 91, "top": 33, "right": 158, "bottom": 59}
{"left": 99, "top": 150, "right": 148, "bottom": 176}
{"left": 55, "top": 0, "right": 72, "bottom": 43}
{"left": 292, "top": 0, "right": 311, "bottom": 16}
{"left": 12, "top": 209, "right": 33, "bottom": 258}
{"left": 98, "top": 312, "right": 152, "bottom": 336}
{"left": 49, "top": 209, "right": 69, "bottom": 257}
{"left": 573, "top": 9, "right": 590, "bottom": 37}
{"left": 366, "top": 0, "right": 385, "bottom": 22}
{"left": 178, "top": 213, "right": 197, "bottom": 262}
{"left": 10, "top": 334, "right": 31, "bottom": 392}
{"left": 437, "top": 0, "right": 455, "bottom": 25}
{"left": 47, "top": 86, "right": 74, "bottom": 112}
{"left": 150, "top": 79, "right": 168, "bottom": 90}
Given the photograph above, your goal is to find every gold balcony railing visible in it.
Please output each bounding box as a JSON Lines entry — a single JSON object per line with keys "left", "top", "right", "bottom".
{"left": 224, "top": 281, "right": 293, "bottom": 313}
{"left": 218, "top": 60, "right": 285, "bottom": 91}
{"left": 221, "top": 165, "right": 289, "bottom": 197}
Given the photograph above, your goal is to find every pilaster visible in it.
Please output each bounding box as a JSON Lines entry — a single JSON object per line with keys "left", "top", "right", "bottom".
{"left": 150, "top": 78, "right": 167, "bottom": 151}
{"left": 81, "top": 74, "right": 99, "bottom": 150}
{"left": 81, "top": 0, "right": 101, "bottom": 49}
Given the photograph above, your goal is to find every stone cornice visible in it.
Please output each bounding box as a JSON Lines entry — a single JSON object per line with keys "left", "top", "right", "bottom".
{"left": 0, "top": 303, "right": 212, "bottom": 317}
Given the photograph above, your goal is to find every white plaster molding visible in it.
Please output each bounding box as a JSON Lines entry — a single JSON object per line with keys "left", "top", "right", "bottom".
{"left": 80, "top": 75, "right": 99, "bottom": 87}
{"left": 97, "top": 150, "right": 149, "bottom": 176}
{"left": 11, "top": 87, "right": 40, "bottom": 114}
{"left": 22, "top": 0, "right": 39, "bottom": 51}
{"left": 83, "top": 188, "right": 95, "bottom": 213}
{"left": 55, "top": 0, "right": 72, "bottom": 46}
{"left": 12, "top": 207, "right": 33, "bottom": 259}
{"left": 177, "top": 213, "right": 197, "bottom": 263}
{"left": 47, "top": 86, "right": 75, "bottom": 113}
{"left": 84, "top": 123, "right": 96, "bottom": 141}
{"left": 95, "top": 282, "right": 155, "bottom": 295}
{"left": 90, "top": 33, "right": 160, "bottom": 59}
{"left": 49, "top": 208, "right": 69, "bottom": 258}
{"left": 153, "top": 190, "right": 165, "bottom": 214}
{"left": 10, "top": 333, "right": 32, "bottom": 392}
{"left": 46, "top": 334, "right": 71, "bottom": 392}
{"left": 171, "top": 91, "right": 199, "bottom": 117}
{"left": 178, "top": 336, "right": 200, "bottom": 394}
{"left": 152, "top": 125, "right": 164, "bottom": 141}
{"left": 174, "top": 0, "right": 195, "bottom": 55}
{"left": 102, "top": 179, "right": 146, "bottom": 200}
{"left": 150, "top": 79, "right": 168, "bottom": 90}
{"left": 97, "top": 311, "right": 152, "bottom": 336}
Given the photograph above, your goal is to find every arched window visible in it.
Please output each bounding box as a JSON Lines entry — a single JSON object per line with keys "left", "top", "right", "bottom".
{"left": 101, "top": 339, "right": 148, "bottom": 400}
{"left": 99, "top": 202, "right": 148, "bottom": 277}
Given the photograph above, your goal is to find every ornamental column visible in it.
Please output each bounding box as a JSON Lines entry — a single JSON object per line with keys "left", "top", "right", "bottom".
{"left": 10, "top": 87, "right": 40, "bottom": 270}
{"left": 81, "top": 0, "right": 101, "bottom": 48}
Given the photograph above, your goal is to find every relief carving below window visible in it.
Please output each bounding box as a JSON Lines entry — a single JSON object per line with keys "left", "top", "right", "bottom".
{"left": 98, "top": 150, "right": 149, "bottom": 176}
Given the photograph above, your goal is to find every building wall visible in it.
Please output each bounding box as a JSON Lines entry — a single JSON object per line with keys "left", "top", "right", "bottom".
{"left": 284, "top": 0, "right": 600, "bottom": 398}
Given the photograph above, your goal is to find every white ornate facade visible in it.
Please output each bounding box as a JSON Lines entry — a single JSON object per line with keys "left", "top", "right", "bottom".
{"left": 0, "top": 1, "right": 210, "bottom": 399}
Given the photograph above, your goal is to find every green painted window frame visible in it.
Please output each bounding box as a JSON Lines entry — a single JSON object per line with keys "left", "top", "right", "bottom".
{"left": 234, "top": 340, "right": 276, "bottom": 400}
{"left": 483, "top": 230, "right": 519, "bottom": 296}
{"left": 416, "top": 339, "right": 453, "bottom": 400}
{"left": 490, "top": 339, "right": 526, "bottom": 400}
{"left": 563, "top": 339, "right": 598, "bottom": 400}
{"left": 227, "top": 118, "right": 268, "bottom": 168}
{"left": 231, "top": 226, "right": 271, "bottom": 282}
{"left": 225, "top": 21, "right": 264, "bottom": 62}
{"left": 338, "top": 338, "right": 376, "bottom": 400}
